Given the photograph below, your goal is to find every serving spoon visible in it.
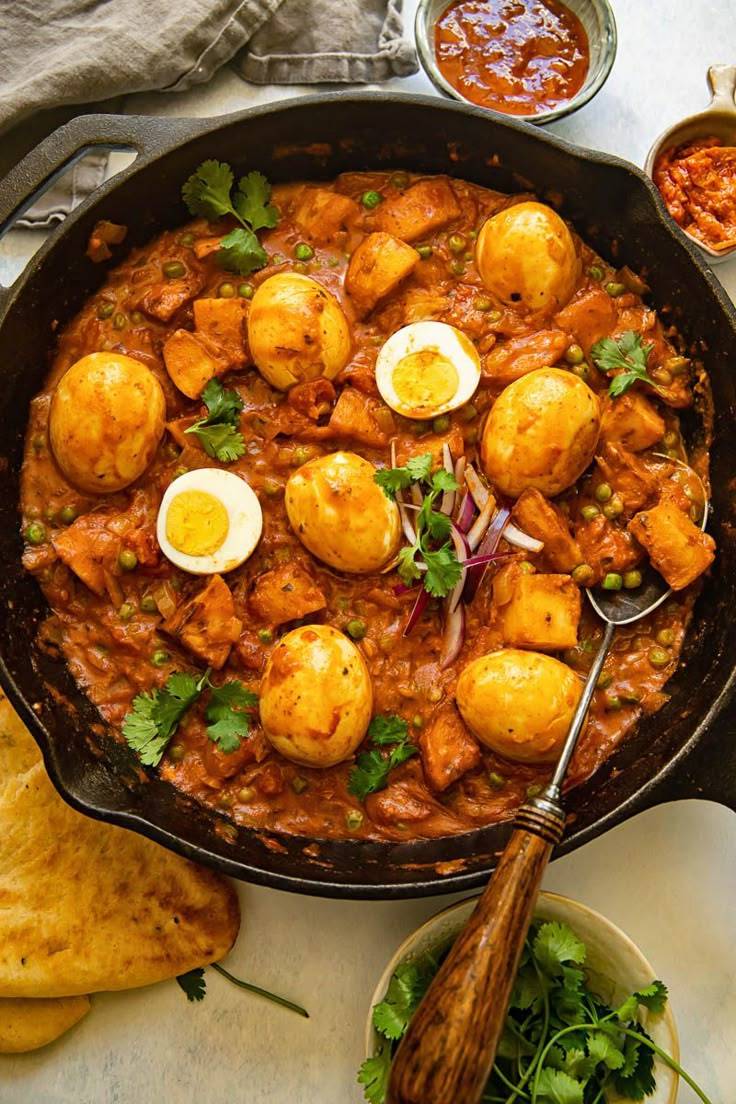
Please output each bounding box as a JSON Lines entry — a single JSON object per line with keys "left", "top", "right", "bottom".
{"left": 386, "top": 463, "right": 709, "bottom": 1104}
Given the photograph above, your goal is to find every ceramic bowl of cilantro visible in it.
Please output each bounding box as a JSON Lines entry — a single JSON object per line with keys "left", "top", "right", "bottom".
{"left": 360, "top": 891, "right": 700, "bottom": 1104}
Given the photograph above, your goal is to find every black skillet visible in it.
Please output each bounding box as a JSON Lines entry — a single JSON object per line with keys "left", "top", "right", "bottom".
{"left": 0, "top": 93, "right": 735, "bottom": 900}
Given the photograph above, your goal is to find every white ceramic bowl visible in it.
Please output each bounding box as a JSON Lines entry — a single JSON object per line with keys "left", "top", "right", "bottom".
{"left": 365, "top": 891, "right": 679, "bottom": 1104}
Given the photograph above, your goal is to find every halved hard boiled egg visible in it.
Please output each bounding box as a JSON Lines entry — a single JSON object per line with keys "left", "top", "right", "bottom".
{"left": 375, "top": 321, "right": 481, "bottom": 420}
{"left": 156, "top": 468, "right": 262, "bottom": 575}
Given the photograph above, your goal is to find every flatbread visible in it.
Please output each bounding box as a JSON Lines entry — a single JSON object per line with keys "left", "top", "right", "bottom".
{"left": 0, "top": 692, "right": 241, "bottom": 998}
{"left": 0, "top": 996, "right": 90, "bottom": 1053}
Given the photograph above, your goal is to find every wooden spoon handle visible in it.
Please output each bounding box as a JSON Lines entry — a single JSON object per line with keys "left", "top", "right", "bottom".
{"left": 386, "top": 796, "right": 565, "bottom": 1104}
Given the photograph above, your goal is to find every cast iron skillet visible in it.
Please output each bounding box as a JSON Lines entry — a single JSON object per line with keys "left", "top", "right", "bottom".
{"left": 1, "top": 94, "right": 735, "bottom": 900}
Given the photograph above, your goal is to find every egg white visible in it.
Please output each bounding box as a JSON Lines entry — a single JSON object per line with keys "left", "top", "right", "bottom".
{"left": 156, "top": 468, "right": 263, "bottom": 575}
{"left": 375, "top": 321, "right": 481, "bottom": 420}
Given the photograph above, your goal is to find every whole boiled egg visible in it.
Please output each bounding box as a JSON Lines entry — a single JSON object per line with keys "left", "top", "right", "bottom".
{"left": 375, "top": 321, "right": 481, "bottom": 420}
{"left": 247, "top": 272, "right": 352, "bottom": 390}
{"left": 285, "top": 451, "right": 401, "bottom": 574}
{"left": 475, "top": 201, "right": 579, "bottom": 312}
{"left": 156, "top": 468, "right": 262, "bottom": 575}
{"left": 456, "top": 648, "right": 583, "bottom": 764}
{"left": 481, "top": 367, "right": 600, "bottom": 498}
{"left": 259, "top": 625, "right": 373, "bottom": 768}
{"left": 49, "top": 352, "right": 165, "bottom": 494}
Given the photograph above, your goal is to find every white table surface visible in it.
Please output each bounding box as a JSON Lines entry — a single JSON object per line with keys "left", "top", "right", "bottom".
{"left": 2, "top": 2, "right": 736, "bottom": 1101}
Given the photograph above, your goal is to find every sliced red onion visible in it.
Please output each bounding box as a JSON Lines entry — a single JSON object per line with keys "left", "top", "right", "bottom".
{"left": 455, "top": 491, "right": 476, "bottom": 533}
{"left": 462, "top": 504, "right": 511, "bottom": 604}
{"left": 440, "top": 443, "right": 456, "bottom": 516}
{"left": 464, "top": 463, "right": 491, "bottom": 510}
{"left": 454, "top": 454, "right": 466, "bottom": 485}
{"left": 503, "top": 522, "right": 544, "bottom": 553}
{"left": 403, "top": 586, "right": 429, "bottom": 636}
{"left": 391, "top": 439, "right": 417, "bottom": 545}
{"left": 462, "top": 551, "right": 514, "bottom": 569}
{"left": 467, "top": 494, "right": 497, "bottom": 552}
{"left": 447, "top": 524, "right": 471, "bottom": 613}
{"left": 440, "top": 601, "right": 465, "bottom": 669}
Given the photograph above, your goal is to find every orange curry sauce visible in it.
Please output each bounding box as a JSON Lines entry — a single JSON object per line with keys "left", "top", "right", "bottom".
{"left": 435, "top": 0, "right": 590, "bottom": 116}
{"left": 21, "top": 172, "right": 703, "bottom": 844}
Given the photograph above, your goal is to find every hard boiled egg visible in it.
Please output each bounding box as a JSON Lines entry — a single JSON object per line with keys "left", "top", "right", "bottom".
{"left": 456, "top": 648, "right": 583, "bottom": 764}
{"left": 285, "top": 451, "right": 401, "bottom": 574}
{"left": 481, "top": 367, "right": 600, "bottom": 498}
{"left": 375, "top": 321, "right": 481, "bottom": 420}
{"left": 259, "top": 625, "right": 373, "bottom": 768}
{"left": 475, "top": 201, "right": 579, "bottom": 312}
{"left": 156, "top": 468, "right": 262, "bottom": 575}
{"left": 49, "top": 352, "right": 165, "bottom": 494}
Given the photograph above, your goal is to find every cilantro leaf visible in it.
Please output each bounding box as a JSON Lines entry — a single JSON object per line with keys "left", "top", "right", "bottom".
{"left": 374, "top": 466, "right": 413, "bottom": 499}
{"left": 348, "top": 748, "right": 393, "bottom": 801}
{"left": 422, "top": 543, "right": 463, "bottom": 597}
{"left": 615, "top": 979, "right": 668, "bottom": 1023}
{"left": 205, "top": 681, "right": 258, "bottom": 754}
{"left": 590, "top": 331, "right": 658, "bottom": 398}
{"left": 121, "top": 693, "right": 168, "bottom": 767}
{"left": 535, "top": 1067, "right": 585, "bottom": 1104}
{"left": 176, "top": 967, "right": 206, "bottom": 1002}
{"left": 357, "top": 1051, "right": 391, "bottom": 1104}
{"left": 233, "top": 171, "right": 280, "bottom": 232}
{"left": 201, "top": 377, "right": 244, "bottom": 426}
{"left": 405, "top": 453, "right": 434, "bottom": 483}
{"left": 396, "top": 544, "right": 422, "bottom": 586}
{"left": 348, "top": 714, "right": 417, "bottom": 800}
{"left": 587, "top": 1030, "right": 625, "bottom": 1070}
{"left": 368, "top": 715, "right": 409, "bottom": 746}
{"left": 122, "top": 670, "right": 206, "bottom": 767}
{"left": 217, "top": 227, "right": 269, "bottom": 276}
{"left": 187, "top": 421, "right": 245, "bottom": 463}
{"left": 182, "top": 160, "right": 235, "bottom": 220}
{"left": 612, "top": 1026, "right": 656, "bottom": 1100}
{"left": 533, "top": 922, "right": 587, "bottom": 976}
{"left": 430, "top": 469, "right": 459, "bottom": 494}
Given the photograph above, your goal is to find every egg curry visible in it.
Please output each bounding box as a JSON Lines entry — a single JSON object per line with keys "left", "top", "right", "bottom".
{"left": 20, "top": 169, "right": 714, "bottom": 842}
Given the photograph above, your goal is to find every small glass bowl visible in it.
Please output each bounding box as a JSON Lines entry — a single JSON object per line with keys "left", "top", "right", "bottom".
{"left": 415, "top": 0, "right": 618, "bottom": 125}
{"left": 644, "top": 65, "right": 736, "bottom": 264}
{"left": 365, "top": 891, "right": 679, "bottom": 1104}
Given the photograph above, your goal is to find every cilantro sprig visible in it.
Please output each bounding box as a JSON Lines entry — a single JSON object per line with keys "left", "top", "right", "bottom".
{"left": 591, "top": 330, "right": 659, "bottom": 398}
{"left": 348, "top": 715, "right": 418, "bottom": 801}
{"left": 182, "top": 160, "right": 279, "bottom": 276}
{"left": 184, "top": 377, "right": 245, "bottom": 463}
{"left": 122, "top": 667, "right": 258, "bottom": 767}
{"left": 358, "top": 920, "right": 713, "bottom": 1104}
{"left": 375, "top": 454, "right": 462, "bottom": 599}
{"left": 176, "top": 962, "right": 308, "bottom": 1018}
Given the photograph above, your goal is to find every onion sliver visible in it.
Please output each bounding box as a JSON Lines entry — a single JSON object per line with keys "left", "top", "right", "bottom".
{"left": 403, "top": 586, "right": 429, "bottom": 636}
{"left": 503, "top": 522, "right": 544, "bottom": 553}
{"left": 462, "top": 504, "right": 511, "bottom": 604}
{"left": 448, "top": 523, "right": 471, "bottom": 613}
{"left": 390, "top": 439, "right": 417, "bottom": 545}
{"left": 440, "top": 601, "right": 465, "bottom": 669}
{"left": 455, "top": 492, "right": 476, "bottom": 533}
{"left": 464, "top": 463, "right": 491, "bottom": 509}
{"left": 467, "top": 493, "right": 496, "bottom": 552}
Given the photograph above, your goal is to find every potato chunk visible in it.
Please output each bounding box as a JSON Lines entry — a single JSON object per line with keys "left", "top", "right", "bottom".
{"left": 345, "top": 232, "right": 419, "bottom": 316}
{"left": 294, "top": 187, "right": 360, "bottom": 243}
{"left": 481, "top": 330, "right": 570, "bottom": 386}
{"left": 628, "top": 501, "right": 715, "bottom": 590}
{"left": 493, "top": 566, "right": 581, "bottom": 650}
{"left": 193, "top": 298, "right": 250, "bottom": 369}
{"left": 512, "top": 488, "right": 582, "bottom": 572}
{"left": 328, "top": 386, "right": 392, "bottom": 448}
{"left": 419, "top": 704, "right": 481, "bottom": 792}
{"left": 162, "top": 329, "right": 227, "bottom": 400}
{"left": 163, "top": 574, "right": 242, "bottom": 669}
{"left": 599, "top": 392, "right": 666, "bottom": 452}
{"left": 374, "top": 178, "right": 461, "bottom": 243}
{"left": 138, "top": 271, "right": 204, "bottom": 322}
{"left": 596, "top": 443, "right": 658, "bottom": 513}
{"left": 248, "top": 563, "right": 327, "bottom": 626}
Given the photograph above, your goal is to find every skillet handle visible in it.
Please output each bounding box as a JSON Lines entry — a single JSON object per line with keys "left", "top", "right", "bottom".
{"left": 0, "top": 113, "right": 206, "bottom": 241}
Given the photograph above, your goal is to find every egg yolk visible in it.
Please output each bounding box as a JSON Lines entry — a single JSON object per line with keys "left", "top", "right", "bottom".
{"left": 391, "top": 349, "right": 459, "bottom": 415}
{"left": 165, "top": 490, "right": 229, "bottom": 556}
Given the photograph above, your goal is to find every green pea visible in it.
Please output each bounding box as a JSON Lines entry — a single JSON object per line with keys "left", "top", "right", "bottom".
{"left": 390, "top": 171, "right": 409, "bottom": 189}
{"left": 237, "top": 786, "right": 256, "bottom": 802}
{"left": 427, "top": 686, "right": 444, "bottom": 703}
{"left": 292, "top": 446, "right": 310, "bottom": 466}
{"left": 623, "top": 570, "right": 642, "bottom": 589}
{"left": 140, "top": 595, "right": 158, "bottom": 613}
{"left": 336, "top": 597, "right": 350, "bottom": 612}
{"left": 571, "top": 363, "right": 591, "bottom": 382}
{"left": 58, "top": 505, "right": 77, "bottom": 525}
{"left": 346, "top": 619, "right": 366, "bottom": 641}
{"left": 464, "top": 426, "right": 478, "bottom": 444}
{"left": 619, "top": 691, "right": 641, "bottom": 704}
{"left": 605, "top": 281, "right": 625, "bottom": 298}
{"left": 526, "top": 783, "right": 542, "bottom": 799}
{"left": 412, "top": 714, "right": 424, "bottom": 730}
{"left": 345, "top": 809, "right": 364, "bottom": 830}
{"left": 432, "top": 414, "right": 451, "bottom": 434}
{"left": 258, "top": 628, "right": 274, "bottom": 645}
{"left": 97, "top": 302, "right": 115, "bottom": 320}
{"left": 663, "top": 430, "right": 678, "bottom": 448}
{"left": 589, "top": 264, "right": 604, "bottom": 281}
{"left": 603, "top": 497, "right": 624, "bottom": 520}
{"left": 449, "top": 259, "right": 466, "bottom": 276}
{"left": 565, "top": 343, "right": 584, "bottom": 365}
{"left": 596, "top": 671, "right": 613, "bottom": 689}
{"left": 474, "top": 296, "right": 493, "bottom": 311}
{"left": 32, "top": 435, "right": 45, "bottom": 453}
{"left": 602, "top": 572, "right": 623, "bottom": 590}
{"left": 24, "top": 522, "right": 47, "bottom": 545}
{"left": 113, "top": 313, "right": 127, "bottom": 330}
{"left": 489, "top": 310, "right": 503, "bottom": 324}
{"left": 413, "top": 420, "right": 431, "bottom": 436}
{"left": 416, "top": 245, "right": 433, "bottom": 260}
{"left": 656, "top": 628, "right": 676, "bottom": 646}
{"left": 118, "top": 603, "right": 136, "bottom": 622}
{"left": 262, "top": 478, "right": 282, "bottom": 497}
{"left": 518, "top": 561, "right": 535, "bottom": 575}
{"left": 594, "top": 482, "right": 613, "bottom": 503}
{"left": 291, "top": 775, "right": 308, "bottom": 794}
{"left": 295, "top": 242, "right": 314, "bottom": 261}
{"left": 468, "top": 229, "right": 478, "bottom": 240}
{"left": 177, "top": 232, "right": 194, "bottom": 247}
{"left": 581, "top": 504, "right": 600, "bottom": 521}
{"left": 488, "top": 771, "right": 505, "bottom": 790}
{"left": 163, "top": 260, "right": 186, "bottom": 279}
{"left": 150, "top": 650, "right": 170, "bottom": 668}
{"left": 218, "top": 282, "right": 236, "bottom": 298}
{"left": 666, "top": 356, "right": 688, "bottom": 377}
{"left": 648, "top": 647, "right": 671, "bottom": 669}
{"left": 328, "top": 256, "right": 341, "bottom": 268}
{"left": 361, "top": 190, "right": 382, "bottom": 210}
{"left": 130, "top": 310, "right": 144, "bottom": 324}
{"left": 448, "top": 233, "right": 466, "bottom": 254}
{"left": 651, "top": 367, "right": 672, "bottom": 386}
{"left": 571, "top": 563, "right": 595, "bottom": 585}
{"left": 459, "top": 404, "right": 477, "bottom": 422}
{"left": 118, "top": 549, "right": 138, "bottom": 571}
{"left": 169, "top": 743, "right": 186, "bottom": 761}
{"left": 293, "top": 261, "right": 308, "bottom": 275}
{"left": 604, "top": 693, "right": 623, "bottom": 712}
{"left": 238, "top": 283, "right": 254, "bottom": 299}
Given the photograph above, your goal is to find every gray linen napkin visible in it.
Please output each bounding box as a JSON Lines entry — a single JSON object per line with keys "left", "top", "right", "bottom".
{"left": 1, "top": 0, "right": 416, "bottom": 227}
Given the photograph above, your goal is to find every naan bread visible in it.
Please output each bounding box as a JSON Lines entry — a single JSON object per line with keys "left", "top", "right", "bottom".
{"left": 0, "top": 693, "right": 241, "bottom": 998}
{"left": 0, "top": 996, "right": 90, "bottom": 1053}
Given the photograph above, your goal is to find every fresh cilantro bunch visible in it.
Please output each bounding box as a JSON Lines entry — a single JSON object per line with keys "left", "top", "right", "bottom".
{"left": 122, "top": 667, "right": 258, "bottom": 767}
{"left": 358, "top": 919, "right": 713, "bottom": 1104}
{"left": 374, "top": 453, "right": 462, "bottom": 598}
{"left": 348, "top": 715, "right": 418, "bottom": 801}
{"left": 184, "top": 377, "right": 245, "bottom": 463}
{"left": 590, "top": 331, "right": 658, "bottom": 398}
{"left": 182, "top": 160, "right": 279, "bottom": 275}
